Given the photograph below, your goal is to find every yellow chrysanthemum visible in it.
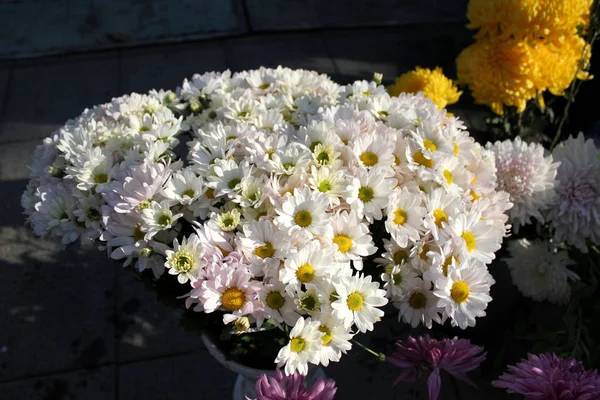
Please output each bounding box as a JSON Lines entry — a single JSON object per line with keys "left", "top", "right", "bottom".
{"left": 388, "top": 67, "right": 462, "bottom": 110}
{"left": 530, "top": 34, "right": 592, "bottom": 96}
{"left": 467, "top": 0, "right": 592, "bottom": 39}
{"left": 456, "top": 39, "right": 536, "bottom": 115}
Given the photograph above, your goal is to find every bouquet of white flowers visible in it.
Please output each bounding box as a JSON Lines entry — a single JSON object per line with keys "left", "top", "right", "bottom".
{"left": 22, "top": 67, "right": 512, "bottom": 375}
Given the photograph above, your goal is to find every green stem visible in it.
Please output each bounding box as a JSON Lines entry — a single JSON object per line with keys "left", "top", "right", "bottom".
{"left": 351, "top": 339, "right": 386, "bottom": 361}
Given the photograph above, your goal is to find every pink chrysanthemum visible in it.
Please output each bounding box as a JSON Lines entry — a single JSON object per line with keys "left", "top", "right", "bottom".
{"left": 493, "top": 353, "right": 600, "bottom": 400}
{"left": 387, "top": 335, "right": 486, "bottom": 400}
{"left": 252, "top": 369, "right": 337, "bottom": 400}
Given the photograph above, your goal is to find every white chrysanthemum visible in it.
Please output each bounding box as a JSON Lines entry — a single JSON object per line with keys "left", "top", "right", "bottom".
{"left": 312, "top": 312, "right": 353, "bottom": 367}
{"left": 351, "top": 133, "right": 396, "bottom": 169}
{"left": 275, "top": 317, "right": 322, "bottom": 375}
{"left": 329, "top": 210, "right": 376, "bottom": 270}
{"left": 449, "top": 212, "right": 503, "bottom": 264}
{"left": 488, "top": 137, "right": 558, "bottom": 230}
{"left": 259, "top": 282, "right": 300, "bottom": 326}
{"left": 548, "top": 133, "right": 600, "bottom": 252}
{"left": 307, "top": 166, "right": 351, "bottom": 208}
{"left": 238, "top": 219, "right": 291, "bottom": 269}
{"left": 505, "top": 239, "right": 578, "bottom": 304}
{"left": 164, "top": 234, "right": 206, "bottom": 283}
{"left": 140, "top": 200, "right": 183, "bottom": 240}
{"left": 384, "top": 187, "right": 426, "bottom": 247}
{"left": 347, "top": 166, "right": 397, "bottom": 222}
{"left": 423, "top": 188, "right": 463, "bottom": 241}
{"left": 394, "top": 278, "right": 442, "bottom": 329}
{"left": 162, "top": 168, "right": 205, "bottom": 206}
{"left": 274, "top": 186, "right": 331, "bottom": 237}
{"left": 206, "top": 159, "right": 250, "bottom": 198}
{"left": 280, "top": 241, "right": 335, "bottom": 288}
{"left": 331, "top": 274, "right": 388, "bottom": 332}
{"left": 213, "top": 208, "right": 241, "bottom": 232}
{"left": 381, "top": 262, "right": 419, "bottom": 298}
{"left": 433, "top": 260, "right": 494, "bottom": 329}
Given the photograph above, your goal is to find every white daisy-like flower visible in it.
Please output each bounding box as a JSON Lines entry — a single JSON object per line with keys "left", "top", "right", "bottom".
{"left": 162, "top": 168, "right": 205, "bottom": 206}
{"left": 488, "top": 137, "right": 559, "bottom": 230}
{"left": 347, "top": 166, "right": 397, "bottom": 222}
{"left": 394, "top": 278, "right": 442, "bottom": 329}
{"left": 238, "top": 219, "right": 291, "bottom": 268}
{"left": 259, "top": 281, "right": 300, "bottom": 326}
{"left": 312, "top": 312, "right": 353, "bottom": 367}
{"left": 433, "top": 260, "right": 494, "bottom": 329}
{"left": 547, "top": 133, "right": 600, "bottom": 252}
{"left": 307, "top": 165, "right": 351, "bottom": 208}
{"left": 329, "top": 210, "right": 376, "bottom": 270}
{"left": 449, "top": 212, "right": 503, "bottom": 264}
{"left": 274, "top": 186, "right": 332, "bottom": 237}
{"left": 267, "top": 142, "right": 312, "bottom": 176}
{"left": 385, "top": 187, "right": 426, "bottom": 247}
{"left": 140, "top": 200, "right": 183, "bottom": 240}
{"left": 111, "top": 162, "right": 172, "bottom": 213}
{"left": 331, "top": 274, "right": 388, "bottom": 332}
{"left": 381, "top": 262, "right": 420, "bottom": 298}
{"left": 280, "top": 241, "right": 335, "bottom": 288}
{"left": 206, "top": 159, "right": 250, "bottom": 198}
{"left": 351, "top": 133, "right": 396, "bottom": 169}
{"left": 423, "top": 188, "right": 463, "bottom": 241}
{"left": 294, "top": 286, "right": 323, "bottom": 316}
{"left": 214, "top": 208, "right": 241, "bottom": 232}
{"left": 275, "top": 317, "right": 322, "bottom": 375}
{"left": 505, "top": 239, "right": 578, "bottom": 304}
{"left": 164, "top": 234, "right": 206, "bottom": 283}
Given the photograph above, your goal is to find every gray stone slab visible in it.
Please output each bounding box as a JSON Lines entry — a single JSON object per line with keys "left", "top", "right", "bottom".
{"left": 222, "top": 33, "right": 337, "bottom": 75}
{"left": 0, "top": 0, "right": 246, "bottom": 57}
{"left": 323, "top": 26, "right": 471, "bottom": 85}
{"left": 247, "top": 0, "right": 468, "bottom": 31}
{"left": 0, "top": 139, "right": 39, "bottom": 182}
{"left": 0, "top": 65, "right": 10, "bottom": 122}
{"left": 0, "top": 52, "right": 119, "bottom": 143}
{"left": 0, "top": 365, "right": 115, "bottom": 399}
{"left": 119, "top": 351, "right": 236, "bottom": 399}
{"left": 121, "top": 41, "right": 228, "bottom": 94}
{"left": 0, "top": 225, "right": 116, "bottom": 380}
{"left": 117, "top": 270, "right": 205, "bottom": 363}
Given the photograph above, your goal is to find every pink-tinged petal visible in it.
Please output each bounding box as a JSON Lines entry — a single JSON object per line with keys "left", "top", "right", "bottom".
{"left": 428, "top": 368, "right": 441, "bottom": 400}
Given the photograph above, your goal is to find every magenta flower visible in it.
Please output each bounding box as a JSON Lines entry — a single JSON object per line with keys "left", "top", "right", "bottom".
{"left": 252, "top": 369, "right": 337, "bottom": 400}
{"left": 387, "top": 335, "right": 486, "bottom": 400}
{"left": 493, "top": 353, "right": 600, "bottom": 400}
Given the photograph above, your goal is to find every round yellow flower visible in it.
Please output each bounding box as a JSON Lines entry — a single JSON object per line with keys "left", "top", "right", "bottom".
{"left": 530, "top": 34, "right": 592, "bottom": 96}
{"left": 388, "top": 67, "right": 462, "bottom": 110}
{"left": 456, "top": 39, "right": 536, "bottom": 115}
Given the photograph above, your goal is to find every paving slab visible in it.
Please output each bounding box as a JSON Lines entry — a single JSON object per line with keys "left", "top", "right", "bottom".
{"left": 0, "top": 52, "right": 119, "bottom": 143}
{"left": 246, "top": 0, "right": 468, "bottom": 31}
{"left": 119, "top": 351, "right": 236, "bottom": 399}
{"left": 323, "top": 26, "right": 472, "bottom": 85}
{"left": 0, "top": 64, "right": 10, "bottom": 122}
{"left": 117, "top": 269, "right": 205, "bottom": 363}
{"left": 121, "top": 41, "right": 227, "bottom": 94}
{"left": 0, "top": 364, "right": 115, "bottom": 400}
{"left": 0, "top": 0, "right": 247, "bottom": 57}
{"left": 0, "top": 139, "right": 40, "bottom": 182}
{"left": 222, "top": 33, "right": 337, "bottom": 76}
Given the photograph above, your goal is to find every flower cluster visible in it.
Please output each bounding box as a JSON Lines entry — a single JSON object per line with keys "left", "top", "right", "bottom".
{"left": 253, "top": 369, "right": 337, "bottom": 400}
{"left": 387, "top": 67, "right": 462, "bottom": 111}
{"left": 22, "top": 66, "right": 511, "bottom": 375}
{"left": 457, "top": 0, "right": 593, "bottom": 114}
{"left": 493, "top": 353, "right": 600, "bottom": 400}
{"left": 388, "top": 335, "right": 486, "bottom": 400}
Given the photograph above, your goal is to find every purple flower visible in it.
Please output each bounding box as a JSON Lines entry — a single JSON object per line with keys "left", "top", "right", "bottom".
{"left": 387, "top": 335, "right": 486, "bottom": 400}
{"left": 252, "top": 369, "right": 337, "bottom": 400}
{"left": 493, "top": 353, "right": 600, "bottom": 400}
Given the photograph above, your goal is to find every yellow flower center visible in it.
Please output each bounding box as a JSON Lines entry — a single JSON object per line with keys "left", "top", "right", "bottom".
{"left": 433, "top": 209, "right": 448, "bottom": 227}
{"left": 259, "top": 83, "right": 270, "bottom": 90}
{"left": 265, "top": 291, "right": 285, "bottom": 309}
{"left": 221, "top": 287, "right": 246, "bottom": 311}
{"left": 470, "top": 176, "right": 477, "bottom": 184}
{"left": 420, "top": 243, "right": 430, "bottom": 261}
{"left": 450, "top": 281, "right": 470, "bottom": 304}
{"left": 393, "top": 208, "right": 408, "bottom": 225}
{"left": 443, "top": 169, "right": 453, "bottom": 185}
{"left": 423, "top": 139, "right": 437, "bottom": 152}
{"left": 393, "top": 250, "right": 408, "bottom": 265}
{"left": 206, "top": 188, "right": 215, "bottom": 199}
{"left": 94, "top": 173, "right": 108, "bottom": 184}
{"left": 408, "top": 292, "right": 427, "bottom": 309}
{"left": 173, "top": 252, "right": 194, "bottom": 272}
{"left": 461, "top": 231, "right": 476, "bottom": 252}
{"left": 296, "top": 263, "right": 315, "bottom": 283}
{"left": 358, "top": 186, "right": 374, "bottom": 203}
{"left": 294, "top": 210, "right": 313, "bottom": 228}
{"left": 319, "top": 325, "right": 333, "bottom": 346}
{"left": 228, "top": 178, "right": 241, "bottom": 190}
{"left": 360, "top": 151, "right": 379, "bottom": 167}
{"left": 182, "top": 189, "right": 195, "bottom": 198}
{"left": 332, "top": 234, "right": 353, "bottom": 253}
{"left": 453, "top": 142, "right": 459, "bottom": 156}
{"left": 318, "top": 181, "right": 332, "bottom": 192}
{"left": 442, "top": 256, "right": 458, "bottom": 277}
{"left": 133, "top": 224, "right": 145, "bottom": 242}
{"left": 254, "top": 242, "right": 275, "bottom": 259}
{"left": 346, "top": 292, "right": 364, "bottom": 311}
{"left": 290, "top": 337, "right": 306, "bottom": 353}
{"left": 413, "top": 151, "right": 433, "bottom": 168}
